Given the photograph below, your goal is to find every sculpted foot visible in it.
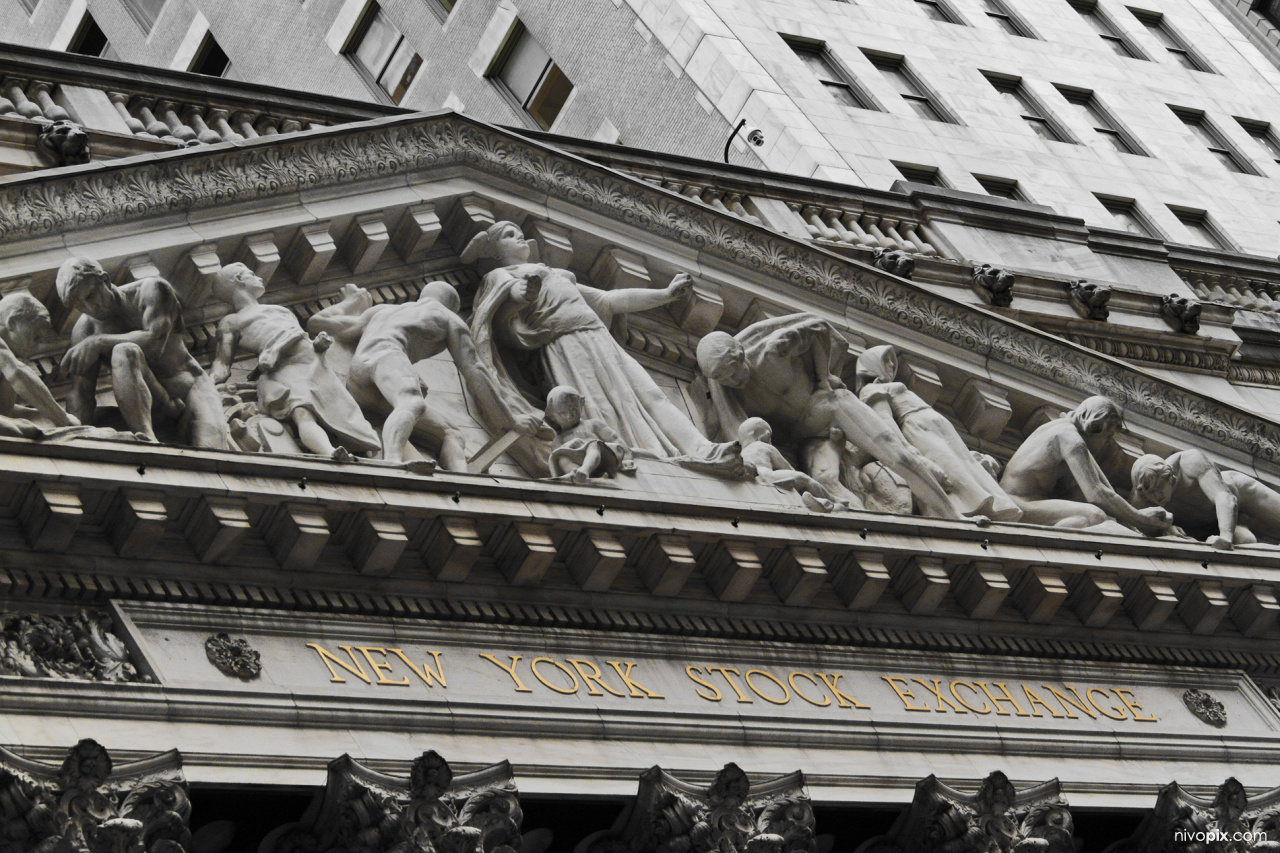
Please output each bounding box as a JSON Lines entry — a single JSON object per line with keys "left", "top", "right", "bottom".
{"left": 404, "top": 459, "right": 436, "bottom": 476}
{"left": 971, "top": 515, "right": 992, "bottom": 528}
{"left": 1207, "top": 534, "right": 1233, "bottom": 551}
{"left": 331, "top": 446, "right": 353, "bottom": 463}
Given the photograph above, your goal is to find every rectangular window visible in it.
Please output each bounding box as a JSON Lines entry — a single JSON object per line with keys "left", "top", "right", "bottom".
{"left": 346, "top": 3, "right": 423, "bottom": 105}
{"left": 1057, "top": 86, "right": 1142, "bottom": 154}
{"left": 189, "top": 32, "right": 230, "bottom": 77}
{"left": 68, "top": 13, "right": 117, "bottom": 58}
{"left": 976, "top": 175, "right": 1027, "bottom": 200}
{"left": 493, "top": 22, "right": 575, "bottom": 130}
{"left": 785, "top": 38, "right": 873, "bottom": 109}
{"left": 865, "top": 53, "right": 950, "bottom": 122}
{"left": 1172, "top": 107, "right": 1253, "bottom": 173}
{"left": 915, "top": 0, "right": 963, "bottom": 23}
{"left": 1067, "top": 0, "right": 1144, "bottom": 58}
{"left": 986, "top": 74, "right": 1069, "bottom": 142}
{"left": 1169, "top": 206, "right": 1229, "bottom": 249}
{"left": 17, "top": 0, "right": 37, "bottom": 14}
{"left": 121, "top": 0, "right": 165, "bottom": 31}
{"left": 981, "top": 0, "right": 1034, "bottom": 36}
{"left": 1096, "top": 195, "right": 1157, "bottom": 236}
{"left": 894, "top": 162, "right": 946, "bottom": 185}
{"left": 1237, "top": 118, "right": 1280, "bottom": 164}
{"left": 1130, "top": 8, "right": 1209, "bottom": 70}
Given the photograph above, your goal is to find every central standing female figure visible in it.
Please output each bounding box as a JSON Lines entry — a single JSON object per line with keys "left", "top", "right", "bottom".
{"left": 464, "top": 221, "right": 739, "bottom": 477}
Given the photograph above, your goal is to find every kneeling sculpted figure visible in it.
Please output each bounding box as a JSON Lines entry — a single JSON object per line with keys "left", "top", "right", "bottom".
{"left": 999, "top": 396, "right": 1171, "bottom": 535}
{"left": 1131, "top": 450, "right": 1280, "bottom": 549}
{"left": 57, "top": 258, "right": 231, "bottom": 449}
{"left": 696, "top": 314, "right": 959, "bottom": 519}
{"left": 0, "top": 292, "right": 81, "bottom": 437}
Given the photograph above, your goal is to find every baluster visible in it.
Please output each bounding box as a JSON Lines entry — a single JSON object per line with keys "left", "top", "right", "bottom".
{"left": 4, "top": 78, "right": 43, "bottom": 119}
{"left": 206, "top": 109, "right": 243, "bottom": 142}
{"left": 841, "top": 213, "right": 878, "bottom": 246}
{"left": 255, "top": 115, "right": 281, "bottom": 135}
{"left": 0, "top": 89, "right": 15, "bottom": 116}
{"left": 724, "top": 192, "right": 761, "bottom": 225}
{"left": 1189, "top": 278, "right": 1210, "bottom": 300}
{"left": 27, "top": 82, "right": 69, "bottom": 121}
{"left": 280, "top": 119, "right": 302, "bottom": 133}
{"left": 860, "top": 215, "right": 896, "bottom": 249}
{"left": 880, "top": 219, "right": 915, "bottom": 253}
{"left": 155, "top": 100, "right": 197, "bottom": 144}
{"left": 183, "top": 107, "right": 224, "bottom": 144}
{"left": 702, "top": 189, "right": 732, "bottom": 214}
{"left": 913, "top": 221, "right": 945, "bottom": 257}
{"left": 899, "top": 221, "right": 938, "bottom": 256}
{"left": 824, "top": 209, "right": 856, "bottom": 244}
{"left": 306, "top": 121, "right": 326, "bottom": 131}
{"left": 132, "top": 99, "right": 179, "bottom": 142}
{"left": 787, "top": 203, "right": 821, "bottom": 238}
{"left": 661, "top": 179, "right": 683, "bottom": 193}
{"left": 682, "top": 184, "right": 705, "bottom": 201}
{"left": 232, "top": 111, "right": 259, "bottom": 138}
{"left": 108, "top": 93, "right": 146, "bottom": 134}
{"left": 801, "top": 205, "right": 838, "bottom": 240}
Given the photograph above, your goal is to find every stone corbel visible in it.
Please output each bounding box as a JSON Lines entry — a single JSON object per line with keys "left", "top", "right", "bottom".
{"left": 340, "top": 213, "right": 389, "bottom": 274}
{"left": 122, "top": 254, "right": 161, "bottom": 281}
{"left": 670, "top": 278, "right": 724, "bottom": 337}
{"left": 284, "top": 221, "right": 337, "bottom": 285}
{"left": 893, "top": 555, "right": 950, "bottom": 615}
{"left": 18, "top": 480, "right": 82, "bottom": 552}
{"left": 443, "top": 193, "right": 495, "bottom": 251}
{"left": 702, "top": 538, "right": 763, "bottom": 602}
{"left": 634, "top": 533, "right": 696, "bottom": 596}
{"left": 1069, "top": 571, "right": 1123, "bottom": 627}
{"left": 766, "top": 544, "right": 827, "bottom": 606}
{"left": 829, "top": 551, "right": 890, "bottom": 611}
{"left": 1012, "top": 566, "right": 1068, "bottom": 623}
{"left": 417, "top": 515, "right": 483, "bottom": 582}
{"left": 491, "top": 521, "right": 557, "bottom": 586}
{"left": 563, "top": 528, "right": 626, "bottom": 591}
{"left": 1177, "top": 579, "right": 1229, "bottom": 635}
{"left": 1230, "top": 584, "right": 1279, "bottom": 637}
{"left": 524, "top": 218, "right": 573, "bottom": 267}
{"left": 181, "top": 495, "right": 252, "bottom": 564}
{"left": 953, "top": 378, "right": 1012, "bottom": 443}
{"left": 262, "top": 501, "right": 330, "bottom": 571}
{"left": 897, "top": 355, "right": 942, "bottom": 407}
{"left": 1123, "top": 574, "right": 1179, "bottom": 631}
{"left": 171, "top": 243, "right": 221, "bottom": 307}
{"left": 589, "top": 246, "right": 651, "bottom": 290}
{"left": 952, "top": 560, "right": 1010, "bottom": 619}
{"left": 342, "top": 509, "right": 409, "bottom": 577}
{"left": 106, "top": 487, "right": 168, "bottom": 559}
{"left": 235, "top": 232, "right": 281, "bottom": 284}
{"left": 390, "top": 202, "right": 441, "bottom": 262}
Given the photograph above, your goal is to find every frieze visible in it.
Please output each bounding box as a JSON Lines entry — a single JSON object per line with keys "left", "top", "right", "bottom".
{"left": 0, "top": 115, "right": 1278, "bottom": 461}
{"left": 0, "top": 609, "right": 141, "bottom": 682}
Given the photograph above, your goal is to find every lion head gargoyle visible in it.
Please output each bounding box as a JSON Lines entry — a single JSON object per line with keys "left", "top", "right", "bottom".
{"left": 37, "top": 119, "right": 91, "bottom": 167}
{"left": 1161, "top": 292, "right": 1202, "bottom": 334}
{"left": 1068, "top": 279, "right": 1111, "bottom": 321}
{"left": 972, "top": 263, "right": 1015, "bottom": 307}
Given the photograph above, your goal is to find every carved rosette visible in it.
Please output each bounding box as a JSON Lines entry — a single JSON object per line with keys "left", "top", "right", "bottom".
{"left": 578, "top": 762, "right": 816, "bottom": 853}
{"left": 1182, "top": 688, "right": 1227, "bottom": 728}
{"left": 204, "top": 633, "right": 262, "bottom": 680}
{"left": 263, "top": 751, "right": 542, "bottom": 853}
{"left": 0, "top": 609, "right": 140, "bottom": 682}
{"left": 1108, "top": 778, "right": 1280, "bottom": 853}
{"left": 861, "top": 771, "right": 1078, "bottom": 853}
{"left": 0, "top": 738, "right": 191, "bottom": 853}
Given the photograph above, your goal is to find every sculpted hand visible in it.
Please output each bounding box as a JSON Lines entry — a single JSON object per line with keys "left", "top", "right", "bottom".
{"left": 514, "top": 414, "right": 556, "bottom": 441}
{"left": 313, "top": 331, "right": 333, "bottom": 353}
{"left": 1136, "top": 506, "right": 1174, "bottom": 535}
{"left": 60, "top": 340, "right": 101, "bottom": 376}
{"left": 338, "top": 283, "right": 373, "bottom": 312}
{"left": 513, "top": 274, "right": 543, "bottom": 305}
{"left": 666, "top": 273, "right": 693, "bottom": 302}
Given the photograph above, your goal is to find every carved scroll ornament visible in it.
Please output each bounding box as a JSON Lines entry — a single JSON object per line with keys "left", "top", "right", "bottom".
{"left": 0, "top": 609, "right": 140, "bottom": 682}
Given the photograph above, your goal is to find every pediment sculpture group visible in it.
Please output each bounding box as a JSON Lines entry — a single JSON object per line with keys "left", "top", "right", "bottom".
{"left": 1, "top": 220, "right": 1276, "bottom": 550}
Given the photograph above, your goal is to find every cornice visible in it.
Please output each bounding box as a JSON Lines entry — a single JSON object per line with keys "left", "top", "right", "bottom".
{"left": 1, "top": 113, "right": 1279, "bottom": 461}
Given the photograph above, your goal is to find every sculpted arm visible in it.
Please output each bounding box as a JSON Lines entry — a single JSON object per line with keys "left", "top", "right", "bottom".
{"left": 587, "top": 272, "right": 693, "bottom": 317}
{"left": 65, "top": 315, "right": 101, "bottom": 425}
{"left": 0, "top": 338, "right": 76, "bottom": 425}
{"left": 1179, "top": 450, "right": 1240, "bottom": 545}
{"left": 1063, "top": 437, "right": 1170, "bottom": 534}
{"left": 307, "top": 285, "right": 376, "bottom": 345}
{"left": 61, "top": 284, "right": 174, "bottom": 378}
{"left": 209, "top": 320, "right": 238, "bottom": 385}
{"left": 443, "top": 315, "right": 547, "bottom": 437}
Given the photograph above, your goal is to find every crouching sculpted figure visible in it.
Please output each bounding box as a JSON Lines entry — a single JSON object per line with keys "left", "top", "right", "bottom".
{"left": 464, "top": 221, "right": 741, "bottom": 477}
{"left": 0, "top": 292, "right": 81, "bottom": 437}
{"left": 308, "top": 280, "right": 550, "bottom": 471}
{"left": 57, "top": 257, "right": 232, "bottom": 449}
{"left": 856, "top": 345, "right": 1021, "bottom": 522}
{"left": 545, "top": 385, "right": 636, "bottom": 482}
{"left": 696, "top": 314, "right": 959, "bottom": 519}
{"left": 210, "top": 263, "right": 380, "bottom": 461}
{"left": 738, "top": 417, "right": 848, "bottom": 512}
{"left": 1000, "top": 396, "right": 1171, "bottom": 535}
{"left": 1131, "top": 450, "right": 1280, "bottom": 549}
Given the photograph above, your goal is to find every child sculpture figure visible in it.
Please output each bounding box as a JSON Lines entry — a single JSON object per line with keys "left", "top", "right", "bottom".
{"left": 738, "top": 417, "right": 847, "bottom": 512}
{"left": 545, "top": 385, "right": 636, "bottom": 483}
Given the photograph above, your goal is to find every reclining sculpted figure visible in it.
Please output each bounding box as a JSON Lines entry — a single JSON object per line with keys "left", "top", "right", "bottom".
{"left": 57, "top": 257, "right": 231, "bottom": 449}
{"left": 1131, "top": 450, "right": 1280, "bottom": 549}
{"left": 999, "top": 396, "right": 1171, "bottom": 535}
{"left": 696, "top": 314, "right": 959, "bottom": 519}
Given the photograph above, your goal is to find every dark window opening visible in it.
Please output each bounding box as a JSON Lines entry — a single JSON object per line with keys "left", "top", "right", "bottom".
{"left": 68, "top": 13, "right": 115, "bottom": 58}
{"left": 1096, "top": 194, "right": 1156, "bottom": 236}
{"left": 1058, "top": 86, "right": 1143, "bottom": 154}
{"left": 976, "top": 175, "right": 1027, "bottom": 200}
{"left": 985, "top": 74, "right": 1069, "bottom": 142}
{"left": 785, "top": 37, "right": 875, "bottom": 109}
{"left": 1067, "top": 0, "right": 1144, "bottom": 58}
{"left": 894, "top": 162, "right": 946, "bottom": 185}
{"left": 981, "top": 0, "right": 1033, "bottom": 35}
{"left": 915, "top": 0, "right": 962, "bottom": 23}
{"left": 347, "top": 2, "right": 423, "bottom": 105}
{"left": 493, "top": 23, "right": 575, "bottom": 130}
{"left": 1170, "top": 206, "right": 1229, "bottom": 249}
{"left": 1172, "top": 107, "right": 1254, "bottom": 174}
{"left": 865, "top": 52, "right": 950, "bottom": 122}
{"left": 1130, "top": 8, "right": 1210, "bottom": 71}
{"left": 190, "top": 33, "right": 231, "bottom": 77}
{"left": 1237, "top": 117, "right": 1280, "bottom": 164}
{"left": 121, "top": 0, "right": 166, "bottom": 31}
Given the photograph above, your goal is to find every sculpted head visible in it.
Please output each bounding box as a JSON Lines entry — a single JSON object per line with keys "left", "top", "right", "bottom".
{"left": 1131, "top": 453, "right": 1176, "bottom": 507}
{"left": 544, "top": 385, "right": 585, "bottom": 432}
{"left": 212, "top": 263, "right": 266, "bottom": 304}
{"left": 696, "top": 332, "right": 750, "bottom": 389}
{"left": 56, "top": 257, "right": 116, "bottom": 319}
{"left": 418, "top": 280, "right": 461, "bottom": 314}
{"left": 460, "top": 221, "right": 534, "bottom": 267}
{"left": 0, "top": 292, "right": 53, "bottom": 356}
{"left": 1070, "top": 395, "right": 1123, "bottom": 438}
{"left": 855, "top": 345, "right": 897, "bottom": 391}
{"left": 737, "top": 417, "right": 772, "bottom": 446}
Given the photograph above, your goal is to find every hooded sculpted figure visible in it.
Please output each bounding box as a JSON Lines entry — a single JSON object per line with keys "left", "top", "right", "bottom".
{"left": 856, "top": 345, "right": 1021, "bottom": 522}
{"left": 463, "top": 220, "right": 740, "bottom": 477}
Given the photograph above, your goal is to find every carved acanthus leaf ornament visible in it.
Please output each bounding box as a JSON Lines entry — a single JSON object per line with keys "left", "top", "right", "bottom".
{"left": 0, "top": 609, "right": 139, "bottom": 682}
{"left": 1108, "top": 777, "right": 1280, "bottom": 853}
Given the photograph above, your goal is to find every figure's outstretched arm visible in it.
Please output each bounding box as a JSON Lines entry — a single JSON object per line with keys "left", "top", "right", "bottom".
{"left": 1179, "top": 450, "right": 1240, "bottom": 544}
{"left": 1064, "top": 438, "right": 1170, "bottom": 534}
{"left": 307, "top": 285, "right": 375, "bottom": 345}
{"left": 0, "top": 339, "right": 76, "bottom": 425}
{"left": 210, "top": 323, "right": 238, "bottom": 385}
{"left": 586, "top": 272, "right": 693, "bottom": 317}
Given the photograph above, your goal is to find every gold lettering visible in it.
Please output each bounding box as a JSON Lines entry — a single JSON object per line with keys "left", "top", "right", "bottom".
{"left": 977, "top": 682, "right": 1031, "bottom": 717}
{"left": 745, "top": 669, "right": 790, "bottom": 705}
{"left": 531, "top": 657, "right": 580, "bottom": 694}
{"left": 950, "top": 681, "right": 992, "bottom": 714}
{"left": 1042, "top": 685, "right": 1097, "bottom": 720}
{"left": 1087, "top": 687, "right": 1127, "bottom": 720}
{"left": 479, "top": 654, "right": 533, "bottom": 692}
{"left": 913, "top": 678, "right": 964, "bottom": 713}
{"left": 883, "top": 676, "right": 931, "bottom": 712}
{"left": 818, "top": 672, "right": 870, "bottom": 709}
{"left": 355, "top": 646, "right": 410, "bottom": 686}
{"left": 788, "top": 672, "right": 831, "bottom": 707}
{"left": 387, "top": 648, "right": 447, "bottom": 688}
{"left": 607, "top": 661, "right": 665, "bottom": 699}
{"left": 686, "top": 666, "right": 723, "bottom": 701}
{"left": 705, "top": 666, "right": 752, "bottom": 703}
{"left": 566, "top": 658, "right": 627, "bottom": 697}
{"left": 1113, "top": 688, "right": 1158, "bottom": 722}
{"left": 1021, "top": 684, "right": 1064, "bottom": 718}
{"left": 306, "top": 643, "right": 372, "bottom": 684}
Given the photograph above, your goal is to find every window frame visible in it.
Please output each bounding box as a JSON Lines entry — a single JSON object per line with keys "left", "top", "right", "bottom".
{"left": 1236, "top": 117, "right": 1280, "bottom": 165}
{"left": 979, "top": 0, "right": 1035, "bottom": 36}
{"left": 1056, "top": 85, "right": 1145, "bottom": 155}
{"left": 189, "top": 32, "right": 231, "bottom": 77}
{"left": 67, "top": 13, "right": 115, "bottom": 58}
{"left": 984, "top": 73, "right": 1073, "bottom": 143}
{"left": 343, "top": 2, "right": 423, "bottom": 106}
{"left": 1128, "top": 8, "right": 1212, "bottom": 71}
{"left": 864, "top": 51, "right": 956, "bottom": 123}
{"left": 120, "top": 0, "right": 166, "bottom": 33}
{"left": 1095, "top": 194, "right": 1159, "bottom": 237}
{"left": 783, "top": 36, "right": 877, "bottom": 111}
{"left": 1168, "top": 205, "right": 1232, "bottom": 249}
{"left": 894, "top": 161, "right": 947, "bottom": 186}
{"left": 1066, "top": 0, "right": 1146, "bottom": 59}
{"left": 489, "top": 21, "right": 576, "bottom": 132}
{"left": 975, "top": 174, "right": 1029, "bottom": 200}
{"left": 913, "top": 0, "right": 966, "bottom": 24}
{"left": 1171, "top": 106, "right": 1257, "bottom": 175}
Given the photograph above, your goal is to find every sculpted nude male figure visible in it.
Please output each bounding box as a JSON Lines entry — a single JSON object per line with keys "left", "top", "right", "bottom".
{"left": 0, "top": 292, "right": 80, "bottom": 437}
{"left": 999, "top": 396, "right": 1171, "bottom": 535}
{"left": 309, "top": 281, "right": 549, "bottom": 471}
{"left": 1131, "top": 450, "right": 1280, "bottom": 549}
{"left": 57, "top": 258, "right": 231, "bottom": 449}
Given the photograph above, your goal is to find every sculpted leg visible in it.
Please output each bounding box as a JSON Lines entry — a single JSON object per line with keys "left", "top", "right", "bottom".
{"left": 291, "top": 407, "right": 343, "bottom": 459}
{"left": 109, "top": 343, "right": 156, "bottom": 440}
{"left": 183, "top": 372, "right": 233, "bottom": 450}
{"left": 1227, "top": 472, "right": 1280, "bottom": 532}
{"left": 1014, "top": 497, "right": 1108, "bottom": 528}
